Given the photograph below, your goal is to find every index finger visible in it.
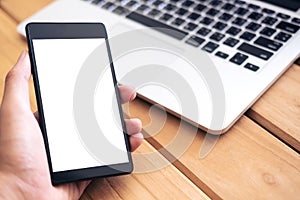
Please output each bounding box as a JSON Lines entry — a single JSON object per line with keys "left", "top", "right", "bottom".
{"left": 118, "top": 85, "right": 136, "bottom": 104}
{"left": 1, "top": 51, "right": 31, "bottom": 112}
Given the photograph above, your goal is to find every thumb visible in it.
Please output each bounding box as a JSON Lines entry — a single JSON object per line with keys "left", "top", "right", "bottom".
{"left": 1, "top": 51, "right": 31, "bottom": 111}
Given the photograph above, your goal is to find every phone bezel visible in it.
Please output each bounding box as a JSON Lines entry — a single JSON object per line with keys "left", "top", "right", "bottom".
{"left": 26, "top": 23, "right": 133, "bottom": 185}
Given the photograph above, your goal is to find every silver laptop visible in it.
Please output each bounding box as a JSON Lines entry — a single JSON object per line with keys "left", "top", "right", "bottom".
{"left": 17, "top": 0, "right": 300, "bottom": 134}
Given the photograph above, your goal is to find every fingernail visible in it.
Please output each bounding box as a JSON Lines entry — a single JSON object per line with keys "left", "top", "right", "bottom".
{"left": 132, "top": 132, "right": 143, "bottom": 139}
{"left": 23, "top": 52, "right": 30, "bottom": 67}
{"left": 17, "top": 50, "right": 26, "bottom": 63}
{"left": 130, "top": 92, "right": 137, "bottom": 101}
{"left": 132, "top": 118, "right": 142, "bottom": 127}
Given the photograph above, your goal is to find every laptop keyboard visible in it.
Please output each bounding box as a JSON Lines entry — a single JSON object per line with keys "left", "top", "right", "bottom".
{"left": 82, "top": 0, "right": 300, "bottom": 72}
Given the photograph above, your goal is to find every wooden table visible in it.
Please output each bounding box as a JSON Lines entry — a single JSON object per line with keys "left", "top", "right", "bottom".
{"left": 0, "top": 1, "right": 299, "bottom": 199}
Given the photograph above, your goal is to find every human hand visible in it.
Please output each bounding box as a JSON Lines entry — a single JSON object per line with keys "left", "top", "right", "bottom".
{"left": 0, "top": 51, "right": 143, "bottom": 199}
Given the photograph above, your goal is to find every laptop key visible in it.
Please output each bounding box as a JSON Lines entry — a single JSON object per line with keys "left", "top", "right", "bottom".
{"left": 91, "top": 0, "right": 104, "bottom": 5}
{"left": 210, "top": 0, "right": 222, "bottom": 6}
{"left": 164, "top": 3, "right": 176, "bottom": 11}
{"left": 200, "top": 17, "right": 214, "bottom": 25}
{"left": 172, "top": 18, "right": 185, "bottom": 26}
{"left": 126, "top": 12, "right": 188, "bottom": 40}
{"left": 202, "top": 42, "right": 219, "bottom": 53}
{"left": 215, "top": 51, "right": 229, "bottom": 59}
{"left": 188, "top": 12, "right": 201, "bottom": 20}
{"left": 185, "top": 35, "right": 205, "bottom": 47}
{"left": 244, "top": 63, "right": 259, "bottom": 72}
{"left": 112, "top": 6, "right": 129, "bottom": 15}
{"left": 248, "top": 12, "right": 263, "bottom": 20}
{"left": 197, "top": 27, "right": 211, "bottom": 36}
{"left": 210, "top": 32, "right": 225, "bottom": 41}
{"left": 262, "top": 8, "right": 275, "bottom": 14}
{"left": 213, "top": 22, "right": 227, "bottom": 31}
{"left": 232, "top": 17, "right": 247, "bottom": 26}
{"left": 222, "top": 3, "right": 235, "bottom": 11}
{"left": 223, "top": 37, "right": 239, "bottom": 47}
{"left": 219, "top": 13, "right": 233, "bottom": 21}
{"left": 137, "top": 4, "right": 149, "bottom": 12}
{"left": 102, "top": 2, "right": 115, "bottom": 9}
{"left": 277, "top": 13, "right": 290, "bottom": 20}
{"left": 254, "top": 36, "right": 282, "bottom": 51}
{"left": 276, "top": 21, "right": 300, "bottom": 33}
{"left": 184, "top": 22, "right": 198, "bottom": 31}
{"left": 260, "top": 27, "right": 276, "bottom": 37}
{"left": 238, "top": 42, "right": 273, "bottom": 60}
{"left": 240, "top": 31, "right": 256, "bottom": 41}
{"left": 246, "top": 22, "right": 261, "bottom": 31}
{"left": 182, "top": 0, "right": 194, "bottom": 7}
{"left": 274, "top": 32, "right": 291, "bottom": 42}
{"left": 235, "top": 0, "right": 246, "bottom": 5}
{"left": 248, "top": 4, "right": 260, "bottom": 10}
{"left": 160, "top": 13, "right": 173, "bottom": 21}
{"left": 235, "top": 7, "right": 249, "bottom": 16}
{"left": 148, "top": 9, "right": 161, "bottom": 17}
{"left": 229, "top": 53, "right": 248, "bottom": 65}
{"left": 126, "top": 0, "right": 137, "bottom": 8}
{"left": 292, "top": 17, "right": 300, "bottom": 25}
{"left": 175, "top": 8, "right": 188, "bottom": 16}
{"left": 140, "top": 0, "right": 152, "bottom": 3}
{"left": 206, "top": 8, "right": 219, "bottom": 17}
{"left": 262, "top": 16, "right": 277, "bottom": 26}
{"left": 226, "top": 26, "right": 241, "bottom": 36}
{"left": 194, "top": 3, "right": 207, "bottom": 12}
{"left": 152, "top": 0, "right": 163, "bottom": 7}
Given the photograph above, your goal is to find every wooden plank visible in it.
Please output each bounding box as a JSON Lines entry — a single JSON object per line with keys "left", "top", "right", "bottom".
{"left": 2, "top": 0, "right": 299, "bottom": 152}
{"left": 0, "top": 9, "right": 37, "bottom": 111}
{"left": 2, "top": 0, "right": 300, "bottom": 152}
{"left": 0, "top": 0, "right": 299, "bottom": 198}
{"left": 80, "top": 141, "right": 210, "bottom": 200}
{"left": 247, "top": 64, "right": 300, "bottom": 152}
{"left": 126, "top": 98, "right": 300, "bottom": 200}
{"left": 0, "top": 8, "right": 210, "bottom": 200}
{"left": 0, "top": 9, "right": 27, "bottom": 60}
{"left": 0, "top": 0, "right": 52, "bottom": 22}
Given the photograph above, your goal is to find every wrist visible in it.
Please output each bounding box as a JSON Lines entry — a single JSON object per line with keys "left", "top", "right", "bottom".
{"left": 0, "top": 173, "right": 23, "bottom": 199}
{"left": 0, "top": 172, "right": 50, "bottom": 200}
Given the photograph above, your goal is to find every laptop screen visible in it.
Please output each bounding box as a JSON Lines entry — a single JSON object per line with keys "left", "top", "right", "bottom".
{"left": 261, "top": 0, "right": 300, "bottom": 11}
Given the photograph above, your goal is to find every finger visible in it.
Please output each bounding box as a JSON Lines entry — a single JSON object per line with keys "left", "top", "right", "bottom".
{"left": 1, "top": 51, "right": 31, "bottom": 111}
{"left": 118, "top": 85, "right": 136, "bottom": 104}
{"left": 75, "top": 180, "right": 91, "bottom": 196}
{"left": 129, "top": 133, "right": 143, "bottom": 152}
{"left": 125, "top": 118, "right": 142, "bottom": 135}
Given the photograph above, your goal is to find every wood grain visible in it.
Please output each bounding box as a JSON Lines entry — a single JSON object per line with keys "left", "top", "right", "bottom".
{"left": 0, "top": 0, "right": 52, "bottom": 22}
{"left": 0, "top": 10, "right": 37, "bottom": 111}
{"left": 126, "top": 99, "right": 300, "bottom": 200}
{"left": 247, "top": 64, "right": 300, "bottom": 152}
{"left": 0, "top": 5, "right": 210, "bottom": 199}
{"left": 80, "top": 141, "right": 210, "bottom": 200}
{"left": 1, "top": 0, "right": 300, "bottom": 199}
{"left": 2, "top": 0, "right": 299, "bottom": 153}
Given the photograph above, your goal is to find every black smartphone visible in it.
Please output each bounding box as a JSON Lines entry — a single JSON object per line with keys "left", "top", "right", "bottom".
{"left": 26, "top": 23, "right": 132, "bottom": 185}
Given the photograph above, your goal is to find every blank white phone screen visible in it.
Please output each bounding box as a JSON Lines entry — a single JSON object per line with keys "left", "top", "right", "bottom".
{"left": 32, "top": 38, "right": 129, "bottom": 172}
